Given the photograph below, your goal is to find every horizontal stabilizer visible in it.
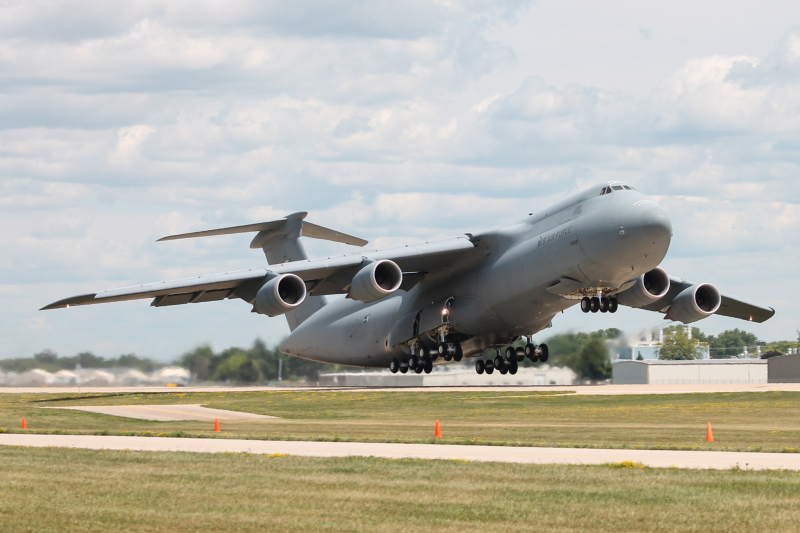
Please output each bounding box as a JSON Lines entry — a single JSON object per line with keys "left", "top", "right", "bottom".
{"left": 157, "top": 212, "right": 369, "bottom": 247}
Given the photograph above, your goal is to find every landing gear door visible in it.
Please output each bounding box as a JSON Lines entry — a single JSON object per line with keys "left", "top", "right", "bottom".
{"left": 388, "top": 311, "right": 419, "bottom": 348}
{"left": 418, "top": 296, "right": 454, "bottom": 336}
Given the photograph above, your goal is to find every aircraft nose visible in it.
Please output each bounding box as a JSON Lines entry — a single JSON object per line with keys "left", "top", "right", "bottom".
{"left": 638, "top": 204, "right": 672, "bottom": 239}
{"left": 578, "top": 198, "right": 672, "bottom": 273}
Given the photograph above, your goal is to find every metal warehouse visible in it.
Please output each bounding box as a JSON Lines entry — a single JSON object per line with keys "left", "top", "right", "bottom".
{"left": 612, "top": 359, "right": 768, "bottom": 385}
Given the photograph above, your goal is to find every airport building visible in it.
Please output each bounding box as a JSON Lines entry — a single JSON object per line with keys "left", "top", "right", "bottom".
{"left": 612, "top": 359, "right": 767, "bottom": 385}
{"left": 768, "top": 353, "right": 800, "bottom": 383}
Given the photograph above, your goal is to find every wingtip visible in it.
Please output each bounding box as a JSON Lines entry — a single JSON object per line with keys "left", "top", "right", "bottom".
{"left": 40, "top": 293, "right": 98, "bottom": 310}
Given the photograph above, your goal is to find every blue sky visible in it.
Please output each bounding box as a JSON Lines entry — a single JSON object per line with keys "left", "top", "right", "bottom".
{"left": 2, "top": 0, "right": 799, "bottom": 361}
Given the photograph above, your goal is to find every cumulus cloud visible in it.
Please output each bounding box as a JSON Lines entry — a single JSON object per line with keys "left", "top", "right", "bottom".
{"left": 1, "top": 1, "right": 798, "bottom": 360}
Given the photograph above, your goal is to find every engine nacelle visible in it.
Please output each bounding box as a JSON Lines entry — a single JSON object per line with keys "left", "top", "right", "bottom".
{"left": 666, "top": 283, "right": 721, "bottom": 324}
{"left": 348, "top": 260, "right": 403, "bottom": 303}
{"left": 615, "top": 268, "right": 670, "bottom": 308}
{"left": 254, "top": 274, "right": 307, "bottom": 316}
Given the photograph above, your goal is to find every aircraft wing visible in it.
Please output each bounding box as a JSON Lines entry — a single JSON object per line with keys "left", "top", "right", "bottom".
{"left": 638, "top": 277, "right": 775, "bottom": 323}
{"left": 42, "top": 236, "right": 477, "bottom": 310}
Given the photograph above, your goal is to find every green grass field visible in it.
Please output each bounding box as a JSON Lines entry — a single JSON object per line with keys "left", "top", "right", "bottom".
{"left": 2, "top": 446, "right": 799, "bottom": 532}
{"left": 2, "top": 390, "right": 800, "bottom": 452}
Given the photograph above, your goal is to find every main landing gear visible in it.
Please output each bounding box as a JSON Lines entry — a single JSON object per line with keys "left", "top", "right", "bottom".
{"left": 580, "top": 296, "right": 618, "bottom": 314}
{"left": 475, "top": 341, "right": 549, "bottom": 375}
{"left": 390, "top": 342, "right": 463, "bottom": 375}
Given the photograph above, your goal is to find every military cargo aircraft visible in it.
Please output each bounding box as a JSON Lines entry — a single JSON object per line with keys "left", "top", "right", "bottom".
{"left": 44, "top": 182, "right": 774, "bottom": 376}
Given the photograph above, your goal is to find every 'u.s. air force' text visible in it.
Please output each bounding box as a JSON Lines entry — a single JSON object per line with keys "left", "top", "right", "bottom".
{"left": 538, "top": 226, "right": 572, "bottom": 247}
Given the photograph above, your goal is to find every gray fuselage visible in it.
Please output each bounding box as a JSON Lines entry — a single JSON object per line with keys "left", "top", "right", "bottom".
{"left": 280, "top": 184, "right": 673, "bottom": 367}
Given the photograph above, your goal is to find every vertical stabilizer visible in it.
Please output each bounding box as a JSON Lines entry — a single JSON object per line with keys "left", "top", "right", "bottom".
{"left": 250, "top": 213, "right": 325, "bottom": 331}
{"left": 158, "top": 211, "right": 369, "bottom": 331}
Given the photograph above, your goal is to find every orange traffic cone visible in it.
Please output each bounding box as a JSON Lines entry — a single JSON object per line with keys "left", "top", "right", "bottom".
{"left": 706, "top": 422, "right": 714, "bottom": 442}
{"left": 21, "top": 417, "right": 27, "bottom": 429}
{"left": 434, "top": 420, "right": 442, "bottom": 438}
{"left": 214, "top": 418, "right": 220, "bottom": 433}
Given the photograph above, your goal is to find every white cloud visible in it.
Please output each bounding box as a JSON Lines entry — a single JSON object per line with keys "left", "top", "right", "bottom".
{"left": 1, "top": 1, "right": 799, "bottom": 361}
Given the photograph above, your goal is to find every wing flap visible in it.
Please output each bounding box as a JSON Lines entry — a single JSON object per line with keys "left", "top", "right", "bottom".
{"left": 42, "top": 236, "right": 478, "bottom": 311}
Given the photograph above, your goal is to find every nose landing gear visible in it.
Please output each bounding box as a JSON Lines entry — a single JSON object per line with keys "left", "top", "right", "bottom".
{"left": 581, "top": 296, "right": 618, "bottom": 314}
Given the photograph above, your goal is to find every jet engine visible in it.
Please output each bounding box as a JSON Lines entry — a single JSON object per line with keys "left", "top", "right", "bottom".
{"left": 254, "top": 274, "right": 307, "bottom": 316}
{"left": 615, "top": 267, "right": 670, "bottom": 308}
{"left": 666, "top": 283, "right": 721, "bottom": 324}
{"left": 348, "top": 260, "right": 403, "bottom": 303}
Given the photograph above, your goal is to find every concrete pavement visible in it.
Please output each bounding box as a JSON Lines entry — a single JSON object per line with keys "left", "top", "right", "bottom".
{"left": 42, "top": 404, "right": 278, "bottom": 422}
{"left": 3, "top": 383, "right": 800, "bottom": 395}
{"left": 2, "top": 434, "right": 798, "bottom": 470}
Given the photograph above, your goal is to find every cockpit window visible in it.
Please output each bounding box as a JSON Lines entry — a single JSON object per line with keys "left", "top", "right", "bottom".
{"left": 600, "top": 186, "right": 613, "bottom": 195}
{"left": 623, "top": 185, "right": 632, "bottom": 190}
{"left": 611, "top": 185, "right": 624, "bottom": 191}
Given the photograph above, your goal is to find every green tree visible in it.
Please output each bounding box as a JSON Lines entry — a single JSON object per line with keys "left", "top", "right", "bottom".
{"left": 541, "top": 329, "right": 621, "bottom": 368}
{"left": 211, "top": 352, "right": 250, "bottom": 382}
{"left": 237, "top": 359, "right": 261, "bottom": 383}
{"left": 180, "top": 345, "right": 216, "bottom": 381}
{"left": 706, "top": 329, "right": 760, "bottom": 358}
{"left": 571, "top": 338, "right": 612, "bottom": 381}
{"left": 657, "top": 331, "right": 702, "bottom": 360}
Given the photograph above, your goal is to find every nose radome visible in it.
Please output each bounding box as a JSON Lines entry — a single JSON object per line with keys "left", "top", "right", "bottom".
{"left": 640, "top": 205, "right": 672, "bottom": 238}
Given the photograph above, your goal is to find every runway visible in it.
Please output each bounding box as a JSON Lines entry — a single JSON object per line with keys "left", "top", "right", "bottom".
{"left": 2, "top": 434, "right": 798, "bottom": 470}
{"left": 3, "top": 383, "right": 800, "bottom": 395}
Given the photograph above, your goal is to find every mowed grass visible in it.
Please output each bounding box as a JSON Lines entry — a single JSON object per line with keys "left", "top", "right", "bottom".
{"left": 2, "top": 446, "right": 800, "bottom": 533}
{"left": 2, "top": 390, "right": 800, "bottom": 452}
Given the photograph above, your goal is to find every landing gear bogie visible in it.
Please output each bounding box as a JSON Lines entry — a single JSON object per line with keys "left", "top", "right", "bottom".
{"left": 582, "top": 296, "right": 618, "bottom": 314}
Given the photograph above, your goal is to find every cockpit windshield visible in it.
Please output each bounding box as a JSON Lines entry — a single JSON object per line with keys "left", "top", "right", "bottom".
{"left": 600, "top": 183, "right": 636, "bottom": 195}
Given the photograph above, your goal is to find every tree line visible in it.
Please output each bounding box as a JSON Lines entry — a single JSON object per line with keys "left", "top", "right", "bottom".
{"left": 656, "top": 327, "right": 800, "bottom": 361}
{"left": 2, "top": 327, "right": 797, "bottom": 385}
{"left": 0, "top": 350, "right": 162, "bottom": 374}
{"left": 178, "top": 339, "right": 338, "bottom": 384}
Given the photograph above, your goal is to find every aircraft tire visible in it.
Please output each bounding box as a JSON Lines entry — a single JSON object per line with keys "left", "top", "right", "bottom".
{"left": 600, "top": 297, "right": 609, "bottom": 313}
{"left": 408, "top": 355, "right": 418, "bottom": 369}
{"left": 581, "top": 297, "right": 591, "bottom": 313}
{"left": 494, "top": 355, "right": 504, "bottom": 370}
{"left": 475, "top": 359, "right": 485, "bottom": 374}
{"left": 424, "top": 358, "right": 433, "bottom": 374}
{"left": 539, "top": 343, "right": 549, "bottom": 363}
{"left": 609, "top": 297, "right": 619, "bottom": 313}
{"left": 414, "top": 365, "right": 424, "bottom": 374}
{"left": 590, "top": 297, "right": 600, "bottom": 313}
{"left": 400, "top": 365, "right": 408, "bottom": 374}
{"left": 444, "top": 354, "right": 452, "bottom": 362}
{"left": 419, "top": 346, "right": 428, "bottom": 359}
{"left": 499, "top": 366, "right": 508, "bottom": 375}
{"left": 389, "top": 359, "right": 399, "bottom": 374}
{"left": 509, "top": 359, "right": 518, "bottom": 375}
{"left": 454, "top": 344, "right": 463, "bottom": 362}
{"left": 485, "top": 360, "right": 494, "bottom": 375}
{"left": 504, "top": 346, "right": 515, "bottom": 362}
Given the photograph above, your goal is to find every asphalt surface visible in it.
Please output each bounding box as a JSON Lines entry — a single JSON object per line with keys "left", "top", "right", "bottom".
{"left": 4, "top": 383, "right": 800, "bottom": 395}
{"left": 42, "top": 404, "right": 278, "bottom": 421}
{"left": 2, "top": 434, "right": 797, "bottom": 470}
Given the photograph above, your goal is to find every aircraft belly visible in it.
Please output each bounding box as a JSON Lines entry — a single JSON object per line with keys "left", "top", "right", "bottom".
{"left": 280, "top": 294, "right": 401, "bottom": 367}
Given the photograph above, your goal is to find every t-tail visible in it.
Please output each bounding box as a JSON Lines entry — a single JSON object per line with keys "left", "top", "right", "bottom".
{"left": 157, "top": 212, "right": 368, "bottom": 330}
